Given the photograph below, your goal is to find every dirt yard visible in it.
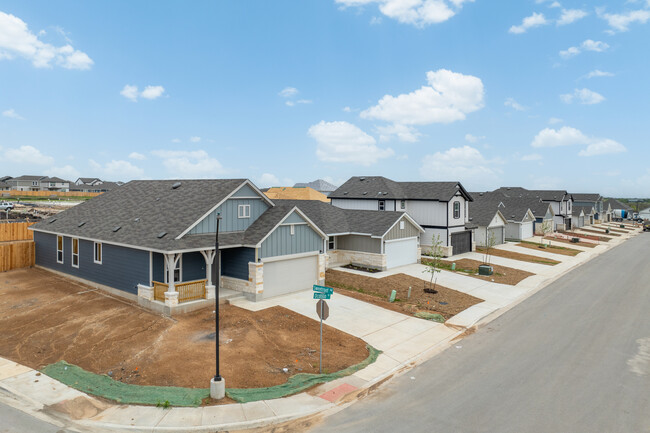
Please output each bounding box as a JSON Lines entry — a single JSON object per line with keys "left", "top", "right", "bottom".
{"left": 476, "top": 247, "right": 560, "bottom": 266}
{"left": 437, "top": 258, "right": 534, "bottom": 285}
{"left": 517, "top": 241, "right": 581, "bottom": 256}
{"left": 545, "top": 237, "right": 598, "bottom": 248}
{"left": 0, "top": 268, "right": 368, "bottom": 390}
{"left": 578, "top": 227, "right": 620, "bottom": 237}
{"left": 325, "top": 269, "right": 483, "bottom": 321}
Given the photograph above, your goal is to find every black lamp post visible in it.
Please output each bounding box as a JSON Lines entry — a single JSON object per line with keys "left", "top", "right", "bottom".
{"left": 214, "top": 212, "right": 222, "bottom": 383}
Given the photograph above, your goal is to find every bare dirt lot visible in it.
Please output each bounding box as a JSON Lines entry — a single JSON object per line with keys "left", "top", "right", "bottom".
{"left": 0, "top": 268, "right": 368, "bottom": 389}
{"left": 517, "top": 241, "right": 581, "bottom": 256}
{"left": 325, "top": 269, "right": 483, "bottom": 321}
{"left": 476, "top": 247, "right": 560, "bottom": 266}
{"left": 436, "top": 258, "right": 535, "bottom": 286}
{"left": 545, "top": 236, "right": 598, "bottom": 248}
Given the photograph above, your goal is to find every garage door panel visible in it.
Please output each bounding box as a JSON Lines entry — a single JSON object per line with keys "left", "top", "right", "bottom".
{"left": 451, "top": 231, "right": 471, "bottom": 255}
{"left": 385, "top": 238, "right": 418, "bottom": 269}
{"left": 521, "top": 222, "right": 533, "bottom": 240}
{"left": 263, "top": 255, "right": 318, "bottom": 298}
{"left": 487, "top": 227, "right": 504, "bottom": 245}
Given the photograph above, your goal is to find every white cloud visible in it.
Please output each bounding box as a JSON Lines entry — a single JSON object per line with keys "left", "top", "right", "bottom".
{"left": 376, "top": 124, "right": 421, "bottom": 142}
{"left": 45, "top": 164, "right": 80, "bottom": 180}
{"left": 560, "top": 88, "right": 605, "bottom": 105}
{"left": 420, "top": 145, "right": 501, "bottom": 184}
{"left": 190, "top": 136, "right": 201, "bottom": 143}
{"left": 509, "top": 12, "right": 548, "bottom": 34}
{"left": 599, "top": 9, "right": 650, "bottom": 32}
{"left": 360, "top": 69, "right": 484, "bottom": 132}
{"left": 256, "top": 173, "right": 294, "bottom": 188}
{"left": 531, "top": 126, "right": 625, "bottom": 156}
{"left": 120, "top": 84, "right": 165, "bottom": 101}
{"left": 584, "top": 70, "right": 614, "bottom": 79}
{"left": 560, "top": 39, "right": 609, "bottom": 58}
{"left": 140, "top": 85, "right": 165, "bottom": 100}
{"left": 128, "top": 152, "right": 146, "bottom": 160}
{"left": 0, "top": 11, "right": 93, "bottom": 70}
{"left": 151, "top": 149, "right": 224, "bottom": 178}
{"left": 279, "top": 87, "right": 298, "bottom": 98}
{"left": 2, "top": 108, "right": 24, "bottom": 120}
{"left": 286, "top": 99, "right": 312, "bottom": 107}
{"left": 504, "top": 97, "right": 526, "bottom": 111}
{"left": 521, "top": 153, "right": 543, "bottom": 161}
{"left": 308, "top": 120, "right": 394, "bottom": 165}
{"left": 4, "top": 145, "right": 54, "bottom": 164}
{"left": 548, "top": 117, "right": 563, "bottom": 124}
{"left": 335, "top": 0, "right": 474, "bottom": 27}
{"left": 343, "top": 106, "right": 352, "bottom": 112}
{"left": 557, "top": 9, "right": 587, "bottom": 25}
{"left": 90, "top": 159, "right": 144, "bottom": 180}
{"left": 171, "top": 138, "right": 181, "bottom": 143}
{"left": 464, "top": 133, "right": 485, "bottom": 143}
{"left": 578, "top": 138, "right": 626, "bottom": 156}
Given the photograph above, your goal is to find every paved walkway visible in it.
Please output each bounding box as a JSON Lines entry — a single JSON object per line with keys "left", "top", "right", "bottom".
{"left": 0, "top": 224, "right": 641, "bottom": 433}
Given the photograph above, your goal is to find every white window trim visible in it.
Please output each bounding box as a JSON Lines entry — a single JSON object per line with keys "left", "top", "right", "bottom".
{"left": 56, "top": 235, "right": 64, "bottom": 264}
{"left": 94, "top": 242, "right": 102, "bottom": 264}
{"left": 238, "top": 204, "right": 251, "bottom": 219}
{"left": 400, "top": 200, "right": 405, "bottom": 210}
{"left": 328, "top": 236, "right": 336, "bottom": 251}
{"left": 71, "top": 238, "right": 80, "bottom": 268}
{"left": 164, "top": 256, "right": 183, "bottom": 283}
{"left": 400, "top": 221, "right": 405, "bottom": 230}
{"left": 453, "top": 201, "right": 461, "bottom": 219}
{"left": 290, "top": 225, "right": 295, "bottom": 235}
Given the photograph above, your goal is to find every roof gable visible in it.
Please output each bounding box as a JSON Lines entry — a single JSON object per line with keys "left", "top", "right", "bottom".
{"left": 330, "top": 176, "right": 472, "bottom": 202}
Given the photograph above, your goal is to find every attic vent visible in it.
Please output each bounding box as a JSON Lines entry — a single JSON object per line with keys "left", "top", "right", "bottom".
{"left": 172, "top": 182, "right": 182, "bottom": 189}
{"left": 49, "top": 218, "right": 57, "bottom": 223}
{"left": 134, "top": 218, "right": 140, "bottom": 222}
{"left": 155, "top": 197, "right": 160, "bottom": 201}
{"left": 479, "top": 192, "right": 484, "bottom": 196}
{"left": 359, "top": 177, "right": 365, "bottom": 181}
{"left": 113, "top": 226, "right": 121, "bottom": 232}
{"left": 343, "top": 192, "right": 348, "bottom": 195}
{"left": 362, "top": 192, "right": 368, "bottom": 195}
{"left": 383, "top": 192, "right": 388, "bottom": 195}
{"left": 157, "top": 232, "right": 167, "bottom": 239}
{"left": 78, "top": 222, "right": 86, "bottom": 227}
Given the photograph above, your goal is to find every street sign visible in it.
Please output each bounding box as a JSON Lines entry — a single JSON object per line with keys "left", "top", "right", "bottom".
{"left": 313, "top": 292, "right": 330, "bottom": 300}
{"left": 313, "top": 284, "right": 334, "bottom": 295}
{"left": 316, "top": 300, "right": 329, "bottom": 320}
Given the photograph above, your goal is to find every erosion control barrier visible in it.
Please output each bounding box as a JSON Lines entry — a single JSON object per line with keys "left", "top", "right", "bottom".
{"left": 41, "top": 345, "right": 381, "bottom": 407}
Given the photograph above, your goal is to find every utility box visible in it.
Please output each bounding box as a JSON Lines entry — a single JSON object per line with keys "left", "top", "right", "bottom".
{"left": 478, "top": 264, "right": 493, "bottom": 276}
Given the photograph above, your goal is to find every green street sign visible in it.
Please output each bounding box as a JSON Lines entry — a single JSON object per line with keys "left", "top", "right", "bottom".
{"left": 313, "top": 285, "right": 334, "bottom": 295}
{"left": 313, "top": 292, "right": 331, "bottom": 300}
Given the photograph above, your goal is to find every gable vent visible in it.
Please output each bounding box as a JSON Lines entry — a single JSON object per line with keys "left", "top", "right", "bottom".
{"left": 113, "top": 226, "right": 121, "bottom": 232}
{"left": 157, "top": 232, "right": 167, "bottom": 239}
{"left": 171, "top": 182, "right": 182, "bottom": 190}
{"left": 78, "top": 222, "right": 86, "bottom": 227}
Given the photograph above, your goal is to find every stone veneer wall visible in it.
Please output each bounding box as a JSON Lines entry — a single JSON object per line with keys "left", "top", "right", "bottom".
{"left": 327, "top": 249, "right": 387, "bottom": 271}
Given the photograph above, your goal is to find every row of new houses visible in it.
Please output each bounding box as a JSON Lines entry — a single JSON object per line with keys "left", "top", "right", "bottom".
{"left": 28, "top": 176, "right": 631, "bottom": 315}
{"left": 0, "top": 176, "right": 123, "bottom": 193}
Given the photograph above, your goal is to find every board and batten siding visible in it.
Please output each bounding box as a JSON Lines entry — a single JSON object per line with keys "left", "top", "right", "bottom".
{"left": 384, "top": 218, "right": 420, "bottom": 241}
{"left": 331, "top": 198, "right": 379, "bottom": 211}
{"left": 259, "top": 224, "right": 323, "bottom": 259}
{"left": 404, "top": 200, "right": 447, "bottom": 226}
{"left": 336, "top": 235, "right": 381, "bottom": 254}
{"left": 34, "top": 231, "right": 149, "bottom": 295}
{"left": 189, "top": 197, "right": 270, "bottom": 234}
{"left": 447, "top": 195, "right": 467, "bottom": 227}
{"left": 221, "top": 247, "right": 255, "bottom": 280}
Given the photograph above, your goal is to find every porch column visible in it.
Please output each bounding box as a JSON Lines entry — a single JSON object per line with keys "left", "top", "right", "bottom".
{"left": 200, "top": 249, "right": 217, "bottom": 299}
{"left": 164, "top": 253, "right": 181, "bottom": 307}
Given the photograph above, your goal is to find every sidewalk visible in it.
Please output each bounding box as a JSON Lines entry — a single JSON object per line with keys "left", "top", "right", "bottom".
{"left": 0, "top": 225, "right": 641, "bottom": 432}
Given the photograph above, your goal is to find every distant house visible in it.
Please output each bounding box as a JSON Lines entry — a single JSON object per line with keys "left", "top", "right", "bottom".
{"left": 5, "top": 175, "right": 69, "bottom": 192}
{"left": 71, "top": 178, "right": 122, "bottom": 193}
{"left": 639, "top": 207, "right": 650, "bottom": 220}
{"left": 470, "top": 192, "right": 536, "bottom": 242}
{"left": 467, "top": 195, "right": 508, "bottom": 247}
{"left": 293, "top": 179, "right": 338, "bottom": 197}
{"left": 264, "top": 187, "right": 330, "bottom": 202}
{"left": 493, "top": 187, "right": 572, "bottom": 230}
{"left": 40, "top": 177, "right": 70, "bottom": 192}
{"left": 330, "top": 176, "right": 474, "bottom": 256}
{"left": 572, "top": 193, "right": 605, "bottom": 222}
{"left": 75, "top": 177, "right": 102, "bottom": 186}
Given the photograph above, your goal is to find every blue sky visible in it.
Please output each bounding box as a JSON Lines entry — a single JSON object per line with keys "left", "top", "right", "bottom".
{"left": 0, "top": 0, "right": 649, "bottom": 196}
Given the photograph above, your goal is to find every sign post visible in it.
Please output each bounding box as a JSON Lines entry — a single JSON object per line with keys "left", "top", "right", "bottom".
{"left": 313, "top": 285, "right": 333, "bottom": 374}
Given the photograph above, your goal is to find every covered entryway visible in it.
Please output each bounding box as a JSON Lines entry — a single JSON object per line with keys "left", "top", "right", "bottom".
{"left": 384, "top": 237, "right": 418, "bottom": 269}
{"left": 262, "top": 254, "right": 318, "bottom": 298}
{"left": 451, "top": 231, "right": 472, "bottom": 255}
{"left": 487, "top": 227, "right": 505, "bottom": 245}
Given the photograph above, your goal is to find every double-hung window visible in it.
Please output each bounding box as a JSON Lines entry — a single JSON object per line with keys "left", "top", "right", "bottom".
{"left": 453, "top": 202, "right": 461, "bottom": 219}
{"left": 378, "top": 200, "right": 385, "bottom": 211}
{"left": 164, "top": 258, "right": 182, "bottom": 283}
{"left": 94, "top": 242, "right": 102, "bottom": 264}
{"left": 57, "top": 236, "right": 64, "bottom": 264}
{"left": 71, "top": 238, "right": 79, "bottom": 268}
{"left": 400, "top": 200, "right": 405, "bottom": 210}
{"left": 238, "top": 204, "right": 251, "bottom": 218}
{"left": 328, "top": 236, "right": 336, "bottom": 250}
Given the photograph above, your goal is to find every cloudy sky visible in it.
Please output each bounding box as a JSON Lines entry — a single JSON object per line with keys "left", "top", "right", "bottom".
{"left": 0, "top": 1, "right": 648, "bottom": 196}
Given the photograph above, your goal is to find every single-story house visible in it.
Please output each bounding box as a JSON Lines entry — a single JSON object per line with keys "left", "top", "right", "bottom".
{"left": 471, "top": 191, "right": 537, "bottom": 241}
{"left": 571, "top": 208, "right": 585, "bottom": 229}
{"left": 468, "top": 193, "right": 509, "bottom": 246}
{"left": 531, "top": 201, "right": 556, "bottom": 234}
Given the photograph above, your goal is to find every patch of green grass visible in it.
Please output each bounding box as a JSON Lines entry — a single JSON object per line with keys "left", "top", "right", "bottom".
{"left": 414, "top": 312, "right": 445, "bottom": 322}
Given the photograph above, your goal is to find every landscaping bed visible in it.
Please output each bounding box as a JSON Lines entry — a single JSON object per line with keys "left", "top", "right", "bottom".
{"left": 545, "top": 236, "right": 598, "bottom": 247}
{"left": 0, "top": 268, "right": 368, "bottom": 391}
{"left": 434, "top": 258, "right": 535, "bottom": 286}
{"left": 476, "top": 247, "right": 560, "bottom": 266}
{"left": 325, "top": 269, "right": 483, "bottom": 321}
{"left": 516, "top": 241, "right": 581, "bottom": 256}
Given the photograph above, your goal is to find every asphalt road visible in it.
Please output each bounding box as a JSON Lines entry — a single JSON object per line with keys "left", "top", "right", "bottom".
{"left": 0, "top": 400, "right": 74, "bottom": 433}
{"left": 311, "top": 233, "right": 650, "bottom": 433}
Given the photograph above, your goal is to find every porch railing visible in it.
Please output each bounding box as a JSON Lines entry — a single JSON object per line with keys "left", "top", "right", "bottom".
{"left": 152, "top": 279, "right": 207, "bottom": 303}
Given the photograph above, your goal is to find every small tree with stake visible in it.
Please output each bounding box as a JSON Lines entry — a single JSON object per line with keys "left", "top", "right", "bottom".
{"left": 423, "top": 234, "right": 443, "bottom": 294}
{"left": 483, "top": 229, "right": 496, "bottom": 265}
{"left": 541, "top": 219, "right": 554, "bottom": 247}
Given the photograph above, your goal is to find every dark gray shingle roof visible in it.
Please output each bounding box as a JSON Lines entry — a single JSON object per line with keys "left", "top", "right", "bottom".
{"left": 571, "top": 193, "right": 602, "bottom": 202}
{"left": 329, "top": 176, "right": 472, "bottom": 202}
{"left": 604, "top": 198, "right": 632, "bottom": 211}
{"left": 293, "top": 179, "right": 338, "bottom": 193}
{"left": 470, "top": 192, "right": 533, "bottom": 223}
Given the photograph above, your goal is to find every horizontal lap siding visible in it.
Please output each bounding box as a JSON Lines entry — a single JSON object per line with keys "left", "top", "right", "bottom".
{"left": 183, "top": 251, "right": 206, "bottom": 281}
{"left": 152, "top": 253, "right": 165, "bottom": 283}
{"left": 260, "top": 225, "right": 322, "bottom": 259}
{"left": 34, "top": 232, "right": 149, "bottom": 295}
{"left": 221, "top": 247, "right": 254, "bottom": 280}
{"left": 336, "top": 235, "right": 381, "bottom": 254}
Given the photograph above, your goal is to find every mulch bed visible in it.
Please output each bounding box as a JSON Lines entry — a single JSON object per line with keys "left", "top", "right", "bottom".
{"left": 545, "top": 237, "right": 598, "bottom": 248}
{"left": 437, "top": 258, "right": 535, "bottom": 286}
{"left": 325, "top": 269, "right": 483, "bottom": 321}
{"left": 476, "top": 247, "right": 560, "bottom": 266}
{"left": 516, "top": 242, "right": 581, "bottom": 256}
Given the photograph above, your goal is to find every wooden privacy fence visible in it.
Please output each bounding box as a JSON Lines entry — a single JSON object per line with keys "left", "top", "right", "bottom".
{"left": 0, "top": 222, "right": 36, "bottom": 242}
{"left": 1, "top": 190, "right": 101, "bottom": 198}
{"left": 0, "top": 241, "right": 35, "bottom": 272}
{"left": 152, "top": 279, "right": 207, "bottom": 303}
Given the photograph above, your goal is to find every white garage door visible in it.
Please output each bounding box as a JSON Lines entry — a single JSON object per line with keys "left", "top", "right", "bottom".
{"left": 385, "top": 238, "right": 418, "bottom": 269}
{"left": 263, "top": 254, "right": 318, "bottom": 298}
{"left": 521, "top": 221, "right": 534, "bottom": 239}
{"left": 487, "top": 227, "right": 505, "bottom": 245}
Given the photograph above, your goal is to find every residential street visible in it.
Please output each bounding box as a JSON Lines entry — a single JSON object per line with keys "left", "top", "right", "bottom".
{"left": 0, "top": 400, "right": 74, "bottom": 433}
{"left": 311, "top": 233, "right": 650, "bottom": 433}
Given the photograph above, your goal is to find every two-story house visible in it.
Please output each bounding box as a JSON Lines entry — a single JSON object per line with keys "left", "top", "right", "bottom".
{"left": 571, "top": 193, "right": 605, "bottom": 222}
{"left": 329, "top": 176, "right": 474, "bottom": 256}
{"left": 40, "top": 177, "right": 70, "bottom": 192}
{"left": 7, "top": 175, "right": 45, "bottom": 191}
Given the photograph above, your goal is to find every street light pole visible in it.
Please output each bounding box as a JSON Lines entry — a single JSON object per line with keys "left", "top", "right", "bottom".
{"left": 210, "top": 213, "right": 225, "bottom": 399}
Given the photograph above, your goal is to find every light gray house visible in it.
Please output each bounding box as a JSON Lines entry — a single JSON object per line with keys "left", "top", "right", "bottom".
{"left": 470, "top": 192, "right": 535, "bottom": 242}
{"left": 493, "top": 187, "right": 572, "bottom": 230}
{"left": 571, "top": 207, "right": 585, "bottom": 229}
{"left": 329, "top": 176, "right": 474, "bottom": 256}
{"left": 467, "top": 196, "right": 508, "bottom": 247}
{"left": 572, "top": 193, "right": 605, "bottom": 222}
{"left": 40, "top": 177, "right": 70, "bottom": 192}
{"left": 639, "top": 207, "right": 650, "bottom": 220}
{"left": 6, "top": 175, "right": 69, "bottom": 192}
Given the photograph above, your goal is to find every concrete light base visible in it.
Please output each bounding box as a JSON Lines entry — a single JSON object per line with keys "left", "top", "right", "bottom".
{"left": 210, "top": 377, "right": 226, "bottom": 400}
{"left": 205, "top": 285, "right": 216, "bottom": 300}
